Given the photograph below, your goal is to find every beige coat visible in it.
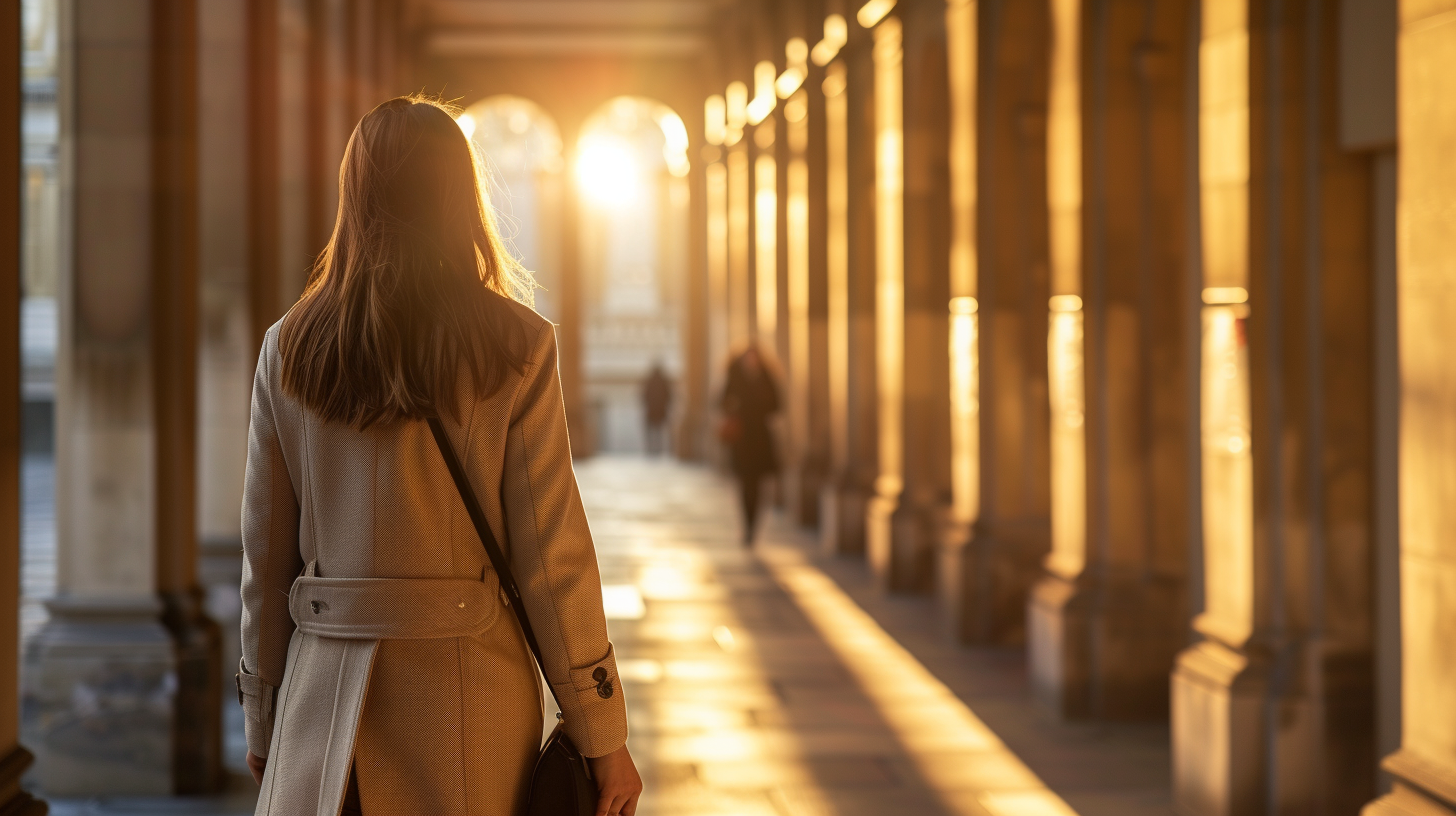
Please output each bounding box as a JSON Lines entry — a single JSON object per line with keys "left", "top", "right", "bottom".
{"left": 236, "top": 304, "right": 628, "bottom": 816}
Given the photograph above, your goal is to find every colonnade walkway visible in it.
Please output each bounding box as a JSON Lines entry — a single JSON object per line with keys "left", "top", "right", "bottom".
{"left": 46, "top": 457, "right": 1171, "bottom": 815}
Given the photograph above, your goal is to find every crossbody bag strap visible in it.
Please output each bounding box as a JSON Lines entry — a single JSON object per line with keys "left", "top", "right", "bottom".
{"left": 427, "top": 416, "right": 565, "bottom": 713}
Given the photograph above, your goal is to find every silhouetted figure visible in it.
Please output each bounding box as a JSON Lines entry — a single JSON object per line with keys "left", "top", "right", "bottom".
{"left": 719, "top": 346, "right": 780, "bottom": 545}
{"left": 641, "top": 363, "right": 673, "bottom": 456}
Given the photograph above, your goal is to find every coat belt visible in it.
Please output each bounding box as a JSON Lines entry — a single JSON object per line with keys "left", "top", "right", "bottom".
{"left": 288, "top": 569, "right": 502, "bottom": 640}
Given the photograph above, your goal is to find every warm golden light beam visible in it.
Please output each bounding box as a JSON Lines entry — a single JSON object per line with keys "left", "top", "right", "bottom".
{"left": 455, "top": 112, "right": 476, "bottom": 140}
{"left": 950, "top": 299, "right": 979, "bottom": 524}
{"left": 857, "top": 0, "right": 897, "bottom": 29}
{"left": 775, "top": 66, "right": 806, "bottom": 99}
{"left": 727, "top": 148, "right": 752, "bottom": 345}
{"left": 761, "top": 547, "right": 1080, "bottom": 816}
{"left": 754, "top": 153, "right": 778, "bottom": 344}
{"left": 704, "top": 95, "right": 726, "bottom": 146}
{"left": 1198, "top": 304, "right": 1254, "bottom": 645}
{"left": 707, "top": 161, "right": 729, "bottom": 374}
{"left": 1202, "top": 286, "right": 1248, "bottom": 304}
{"left": 1047, "top": 306, "right": 1086, "bottom": 579}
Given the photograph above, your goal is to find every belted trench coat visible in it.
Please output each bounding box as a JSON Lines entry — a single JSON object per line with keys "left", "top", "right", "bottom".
{"left": 236, "top": 304, "right": 628, "bottom": 816}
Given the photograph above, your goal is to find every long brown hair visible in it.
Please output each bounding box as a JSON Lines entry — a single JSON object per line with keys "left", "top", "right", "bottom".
{"left": 279, "top": 96, "right": 535, "bottom": 428}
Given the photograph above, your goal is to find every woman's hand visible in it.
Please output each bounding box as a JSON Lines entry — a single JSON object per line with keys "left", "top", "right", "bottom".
{"left": 589, "top": 744, "right": 642, "bottom": 816}
{"left": 246, "top": 751, "right": 266, "bottom": 785}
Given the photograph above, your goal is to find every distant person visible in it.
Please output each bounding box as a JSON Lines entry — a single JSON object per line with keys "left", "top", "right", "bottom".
{"left": 641, "top": 362, "right": 673, "bottom": 456}
{"left": 237, "top": 97, "right": 640, "bottom": 816}
{"left": 719, "top": 345, "right": 780, "bottom": 545}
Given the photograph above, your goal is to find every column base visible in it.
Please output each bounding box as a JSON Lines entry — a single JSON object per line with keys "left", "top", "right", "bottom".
{"left": 1363, "top": 752, "right": 1456, "bottom": 816}
{"left": 820, "top": 476, "right": 870, "bottom": 556}
{"left": 935, "top": 519, "right": 972, "bottom": 640}
{"left": 160, "top": 588, "right": 225, "bottom": 794}
{"left": 1171, "top": 639, "right": 1269, "bottom": 816}
{"left": 23, "top": 596, "right": 176, "bottom": 796}
{"left": 864, "top": 489, "right": 898, "bottom": 584}
{"left": 957, "top": 519, "right": 1049, "bottom": 645}
{"left": 789, "top": 456, "right": 829, "bottom": 528}
{"left": 884, "top": 497, "right": 941, "bottom": 594}
{"left": 1028, "top": 571, "right": 1185, "bottom": 719}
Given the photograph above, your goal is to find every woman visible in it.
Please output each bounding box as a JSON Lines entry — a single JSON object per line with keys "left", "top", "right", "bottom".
{"left": 719, "top": 346, "right": 780, "bottom": 544}
{"left": 235, "top": 97, "right": 642, "bottom": 816}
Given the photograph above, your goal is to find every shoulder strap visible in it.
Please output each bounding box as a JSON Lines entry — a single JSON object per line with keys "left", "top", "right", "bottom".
{"left": 427, "top": 416, "right": 563, "bottom": 712}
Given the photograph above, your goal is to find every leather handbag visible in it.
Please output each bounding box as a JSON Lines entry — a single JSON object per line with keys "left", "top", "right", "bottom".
{"left": 428, "top": 417, "right": 598, "bottom": 816}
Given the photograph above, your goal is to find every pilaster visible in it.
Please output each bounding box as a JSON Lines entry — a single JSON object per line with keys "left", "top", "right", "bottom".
{"left": 1364, "top": 1, "right": 1456, "bottom": 814}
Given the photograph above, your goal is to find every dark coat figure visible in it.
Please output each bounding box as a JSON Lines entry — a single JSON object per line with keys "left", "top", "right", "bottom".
{"left": 719, "top": 347, "right": 780, "bottom": 544}
{"left": 641, "top": 364, "right": 673, "bottom": 455}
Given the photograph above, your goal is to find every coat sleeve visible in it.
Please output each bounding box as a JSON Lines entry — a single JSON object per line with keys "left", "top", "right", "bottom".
{"left": 237, "top": 331, "right": 305, "bottom": 759}
{"left": 498, "top": 322, "right": 628, "bottom": 758}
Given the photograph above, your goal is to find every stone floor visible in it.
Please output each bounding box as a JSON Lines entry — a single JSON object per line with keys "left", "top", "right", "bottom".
{"left": 32, "top": 456, "right": 1173, "bottom": 815}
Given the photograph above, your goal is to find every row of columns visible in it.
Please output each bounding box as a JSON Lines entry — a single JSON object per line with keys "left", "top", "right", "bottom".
{"left": 12, "top": 0, "right": 410, "bottom": 796}
{"left": 697, "top": 1, "right": 1454, "bottom": 814}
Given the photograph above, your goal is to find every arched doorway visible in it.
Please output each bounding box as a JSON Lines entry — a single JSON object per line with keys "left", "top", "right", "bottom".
{"left": 575, "top": 96, "right": 690, "bottom": 453}
{"left": 457, "top": 95, "right": 565, "bottom": 321}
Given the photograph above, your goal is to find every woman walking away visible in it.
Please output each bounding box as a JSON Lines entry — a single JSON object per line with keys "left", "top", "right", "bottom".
{"left": 235, "top": 96, "right": 642, "bottom": 816}
{"left": 719, "top": 345, "right": 781, "bottom": 545}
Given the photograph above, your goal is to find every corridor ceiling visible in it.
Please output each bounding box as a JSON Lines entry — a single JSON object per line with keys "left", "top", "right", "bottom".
{"left": 416, "top": 0, "right": 731, "bottom": 58}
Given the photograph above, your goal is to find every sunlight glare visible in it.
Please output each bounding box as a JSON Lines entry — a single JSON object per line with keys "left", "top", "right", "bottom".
{"left": 575, "top": 136, "right": 641, "bottom": 206}
{"left": 455, "top": 112, "right": 476, "bottom": 140}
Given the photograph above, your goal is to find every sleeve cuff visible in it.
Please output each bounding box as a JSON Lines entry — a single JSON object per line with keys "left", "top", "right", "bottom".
{"left": 549, "top": 643, "right": 629, "bottom": 758}
{"left": 236, "top": 658, "right": 279, "bottom": 758}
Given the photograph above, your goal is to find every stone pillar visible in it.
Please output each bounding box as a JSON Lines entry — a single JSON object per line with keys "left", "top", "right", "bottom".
{"left": 959, "top": 0, "right": 1052, "bottom": 645}
{"left": 801, "top": 54, "right": 833, "bottom": 531}
{"left": 1172, "top": 2, "right": 1378, "bottom": 813}
{"left": 863, "top": 14, "right": 905, "bottom": 584}
{"left": 726, "top": 88, "right": 753, "bottom": 350}
{"left": 938, "top": 0, "right": 982, "bottom": 637}
{"left": 1364, "top": 2, "right": 1456, "bottom": 814}
{"left": 785, "top": 78, "right": 824, "bottom": 526}
{"left": 0, "top": 4, "right": 47, "bottom": 811}
{"left": 677, "top": 137, "right": 711, "bottom": 461}
{"left": 823, "top": 20, "right": 879, "bottom": 558}
{"left": 26, "top": 0, "right": 223, "bottom": 795}
{"left": 884, "top": 7, "right": 954, "bottom": 596}
{"left": 197, "top": 1, "right": 252, "bottom": 765}
{"left": 1027, "top": 0, "right": 1195, "bottom": 720}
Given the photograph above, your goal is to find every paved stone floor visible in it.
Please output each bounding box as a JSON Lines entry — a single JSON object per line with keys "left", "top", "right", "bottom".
{"left": 34, "top": 456, "right": 1172, "bottom": 815}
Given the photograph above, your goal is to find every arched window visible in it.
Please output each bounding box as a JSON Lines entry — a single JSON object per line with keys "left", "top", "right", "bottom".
{"left": 575, "top": 96, "right": 690, "bottom": 453}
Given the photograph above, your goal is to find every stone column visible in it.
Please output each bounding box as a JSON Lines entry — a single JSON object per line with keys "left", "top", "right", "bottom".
{"left": 785, "top": 77, "right": 825, "bottom": 526}
{"left": 863, "top": 14, "right": 905, "bottom": 583}
{"left": 197, "top": 0, "right": 252, "bottom": 767}
{"left": 885, "top": 7, "right": 954, "bottom": 595}
{"left": 1364, "top": 1, "right": 1456, "bottom": 814}
{"left": 1027, "top": 0, "right": 1195, "bottom": 720}
{"left": 677, "top": 136, "right": 711, "bottom": 461}
{"left": 801, "top": 54, "right": 833, "bottom": 531}
{"left": 1172, "top": 2, "right": 1378, "bottom": 813}
{"left": 26, "top": 0, "right": 223, "bottom": 795}
{"left": 958, "top": 0, "right": 1052, "bottom": 645}
{"left": 0, "top": 4, "right": 47, "bottom": 811}
{"left": 938, "top": 0, "right": 982, "bottom": 637}
{"left": 823, "top": 20, "right": 879, "bottom": 557}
